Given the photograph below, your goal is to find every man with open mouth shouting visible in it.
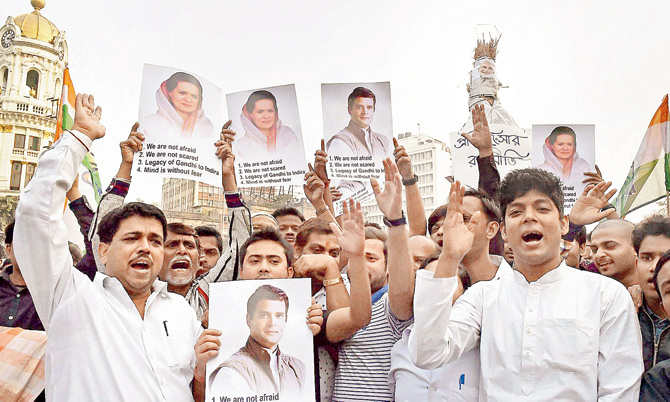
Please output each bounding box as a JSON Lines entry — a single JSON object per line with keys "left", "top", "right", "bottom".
{"left": 409, "top": 168, "right": 644, "bottom": 400}
{"left": 159, "top": 223, "right": 201, "bottom": 297}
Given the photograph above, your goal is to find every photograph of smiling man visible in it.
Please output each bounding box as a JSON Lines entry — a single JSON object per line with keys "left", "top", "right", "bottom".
{"left": 136, "top": 64, "right": 223, "bottom": 186}
{"left": 227, "top": 84, "right": 308, "bottom": 187}
{"left": 532, "top": 124, "right": 594, "bottom": 211}
{"left": 206, "top": 279, "right": 315, "bottom": 401}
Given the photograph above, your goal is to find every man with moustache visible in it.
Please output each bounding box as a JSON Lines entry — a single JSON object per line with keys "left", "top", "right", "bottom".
{"left": 159, "top": 223, "right": 200, "bottom": 297}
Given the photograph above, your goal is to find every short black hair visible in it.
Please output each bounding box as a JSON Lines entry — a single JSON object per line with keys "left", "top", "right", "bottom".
{"left": 418, "top": 253, "right": 471, "bottom": 291}
{"left": 240, "top": 228, "right": 294, "bottom": 267}
{"left": 653, "top": 249, "right": 670, "bottom": 297}
{"left": 499, "top": 168, "right": 564, "bottom": 219}
{"left": 348, "top": 87, "right": 376, "bottom": 109}
{"left": 4, "top": 221, "right": 14, "bottom": 245}
{"left": 98, "top": 202, "right": 167, "bottom": 244}
{"left": 272, "top": 207, "right": 305, "bottom": 222}
{"left": 632, "top": 215, "right": 670, "bottom": 254}
{"left": 295, "top": 218, "right": 334, "bottom": 251}
{"left": 463, "top": 189, "right": 501, "bottom": 223}
{"left": 247, "top": 284, "right": 289, "bottom": 318}
{"left": 195, "top": 225, "right": 223, "bottom": 254}
{"left": 167, "top": 222, "right": 199, "bottom": 250}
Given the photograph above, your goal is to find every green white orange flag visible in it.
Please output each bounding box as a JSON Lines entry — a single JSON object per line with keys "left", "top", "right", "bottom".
{"left": 56, "top": 68, "right": 103, "bottom": 203}
{"left": 614, "top": 95, "right": 670, "bottom": 217}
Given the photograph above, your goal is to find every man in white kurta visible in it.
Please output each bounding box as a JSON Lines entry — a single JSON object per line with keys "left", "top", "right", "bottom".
{"left": 409, "top": 170, "right": 643, "bottom": 400}
{"left": 14, "top": 94, "right": 202, "bottom": 401}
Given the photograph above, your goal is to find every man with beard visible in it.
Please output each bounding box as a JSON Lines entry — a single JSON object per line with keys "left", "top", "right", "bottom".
{"left": 159, "top": 223, "right": 200, "bottom": 297}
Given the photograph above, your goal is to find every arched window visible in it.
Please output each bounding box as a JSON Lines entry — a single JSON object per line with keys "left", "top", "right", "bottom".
{"left": 54, "top": 78, "right": 61, "bottom": 99}
{"left": 26, "top": 70, "right": 39, "bottom": 98}
{"left": 1, "top": 68, "right": 8, "bottom": 95}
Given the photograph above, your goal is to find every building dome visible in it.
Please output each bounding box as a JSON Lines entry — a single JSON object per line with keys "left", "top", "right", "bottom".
{"left": 13, "top": 0, "right": 59, "bottom": 44}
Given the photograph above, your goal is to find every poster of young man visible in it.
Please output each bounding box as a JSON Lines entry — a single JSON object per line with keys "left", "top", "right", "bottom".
{"left": 532, "top": 124, "right": 596, "bottom": 211}
{"left": 322, "top": 82, "right": 393, "bottom": 184}
{"left": 206, "top": 279, "right": 315, "bottom": 402}
{"left": 449, "top": 124, "right": 531, "bottom": 189}
{"left": 226, "top": 84, "right": 308, "bottom": 187}
{"left": 136, "top": 64, "right": 222, "bottom": 187}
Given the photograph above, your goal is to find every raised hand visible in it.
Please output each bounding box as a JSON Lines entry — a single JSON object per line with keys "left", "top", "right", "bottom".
{"left": 220, "top": 120, "right": 235, "bottom": 143}
{"left": 314, "top": 139, "right": 330, "bottom": 183}
{"left": 330, "top": 198, "right": 364, "bottom": 257}
{"left": 393, "top": 138, "right": 413, "bottom": 180}
{"left": 569, "top": 181, "right": 617, "bottom": 226}
{"left": 370, "top": 157, "right": 403, "bottom": 219}
{"left": 441, "top": 181, "right": 481, "bottom": 261}
{"left": 71, "top": 93, "right": 105, "bottom": 141}
{"left": 304, "top": 163, "right": 325, "bottom": 205}
{"left": 330, "top": 187, "right": 342, "bottom": 202}
{"left": 120, "top": 122, "right": 144, "bottom": 165}
{"left": 460, "top": 103, "right": 492, "bottom": 157}
{"left": 215, "top": 140, "right": 236, "bottom": 177}
{"left": 582, "top": 165, "right": 604, "bottom": 187}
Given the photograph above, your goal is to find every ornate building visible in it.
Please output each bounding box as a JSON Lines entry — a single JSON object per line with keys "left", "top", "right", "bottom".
{"left": 0, "top": 0, "right": 67, "bottom": 195}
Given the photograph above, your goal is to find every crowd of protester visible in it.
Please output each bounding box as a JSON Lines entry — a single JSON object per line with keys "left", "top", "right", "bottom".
{"left": 1, "top": 93, "right": 670, "bottom": 401}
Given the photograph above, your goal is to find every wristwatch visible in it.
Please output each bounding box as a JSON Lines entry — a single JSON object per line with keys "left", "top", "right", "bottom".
{"left": 383, "top": 211, "right": 407, "bottom": 227}
{"left": 402, "top": 174, "right": 418, "bottom": 186}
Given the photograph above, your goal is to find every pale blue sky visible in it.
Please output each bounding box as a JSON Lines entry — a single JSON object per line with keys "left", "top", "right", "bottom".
{"left": 6, "top": 0, "right": 670, "bottom": 220}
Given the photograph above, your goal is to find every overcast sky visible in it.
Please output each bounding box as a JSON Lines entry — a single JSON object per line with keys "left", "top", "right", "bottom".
{"left": 6, "top": 0, "right": 670, "bottom": 221}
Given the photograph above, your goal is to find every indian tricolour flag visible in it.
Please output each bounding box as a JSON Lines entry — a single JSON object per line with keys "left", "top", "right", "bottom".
{"left": 614, "top": 95, "right": 670, "bottom": 217}
{"left": 57, "top": 68, "right": 104, "bottom": 251}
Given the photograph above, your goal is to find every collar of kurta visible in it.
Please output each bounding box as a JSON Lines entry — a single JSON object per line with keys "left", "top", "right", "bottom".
{"left": 512, "top": 261, "right": 567, "bottom": 286}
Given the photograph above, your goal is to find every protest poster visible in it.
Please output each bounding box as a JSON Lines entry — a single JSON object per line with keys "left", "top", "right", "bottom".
{"left": 449, "top": 124, "right": 531, "bottom": 189}
{"left": 206, "top": 278, "right": 315, "bottom": 402}
{"left": 226, "top": 85, "right": 308, "bottom": 187}
{"left": 322, "top": 82, "right": 393, "bottom": 182}
{"left": 532, "top": 124, "right": 595, "bottom": 211}
{"left": 136, "top": 64, "right": 222, "bottom": 187}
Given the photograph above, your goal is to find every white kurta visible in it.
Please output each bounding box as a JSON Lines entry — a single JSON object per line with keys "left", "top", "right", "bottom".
{"left": 14, "top": 131, "right": 202, "bottom": 401}
{"left": 408, "top": 261, "right": 644, "bottom": 400}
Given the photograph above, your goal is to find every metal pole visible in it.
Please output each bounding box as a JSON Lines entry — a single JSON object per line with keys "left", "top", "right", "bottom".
{"left": 666, "top": 191, "right": 669, "bottom": 217}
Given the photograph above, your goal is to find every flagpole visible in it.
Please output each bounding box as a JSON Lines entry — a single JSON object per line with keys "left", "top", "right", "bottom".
{"left": 667, "top": 191, "right": 669, "bottom": 217}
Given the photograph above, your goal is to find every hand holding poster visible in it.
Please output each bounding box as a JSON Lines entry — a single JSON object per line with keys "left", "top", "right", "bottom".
{"left": 450, "top": 124, "right": 531, "bottom": 189}
{"left": 206, "top": 279, "right": 315, "bottom": 402}
{"left": 532, "top": 124, "right": 595, "bottom": 211}
{"left": 136, "top": 64, "right": 223, "bottom": 186}
{"left": 227, "top": 85, "right": 308, "bottom": 187}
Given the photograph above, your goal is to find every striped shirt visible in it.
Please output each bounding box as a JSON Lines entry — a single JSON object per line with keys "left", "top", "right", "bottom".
{"left": 333, "top": 291, "right": 412, "bottom": 401}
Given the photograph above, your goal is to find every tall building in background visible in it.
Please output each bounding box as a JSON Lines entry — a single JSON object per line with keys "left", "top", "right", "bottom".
{"left": 161, "top": 178, "right": 316, "bottom": 234}
{"left": 362, "top": 131, "right": 451, "bottom": 227}
{"left": 0, "top": 0, "right": 68, "bottom": 195}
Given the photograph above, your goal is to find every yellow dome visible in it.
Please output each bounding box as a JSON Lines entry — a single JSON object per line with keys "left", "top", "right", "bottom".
{"left": 13, "top": 1, "right": 59, "bottom": 44}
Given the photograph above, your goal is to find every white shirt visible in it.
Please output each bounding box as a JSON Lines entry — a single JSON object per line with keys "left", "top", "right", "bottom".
{"left": 408, "top": 261, "right": 644, "bottom": 400}
{"left": 327, "top": 127, "right": 374, "bottom": 157}
{"left": 14, "top": 131, "right": 202, "bottom": 401}
{"left": 389, "top": 261, "right": 510, "bottom": 402}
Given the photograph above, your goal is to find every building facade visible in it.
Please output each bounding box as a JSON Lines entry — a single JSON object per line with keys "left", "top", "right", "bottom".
{"left": 362, "top": 132, "right": 451, "bottom": 228}
{"left": 0, "top": 0, "right": 67, "bottom": 196}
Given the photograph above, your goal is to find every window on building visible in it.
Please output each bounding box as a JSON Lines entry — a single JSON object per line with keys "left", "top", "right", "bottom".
{"left": 24, "top": 163, "right": 35, "bottom": 186}
{"left": 1, "top": 68, "right": 8, "bottom": 95}
{"left": 28, "top": 136, "right": 40, "bottom": 151}
{"left": 26, "top": 70, "right": 39, "bottom": 98}
{"left": 10, "top": 162, "right": 22, "bottom": 190}
{"left": 14, "top": 134, "right": 25, "bottom": 149}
